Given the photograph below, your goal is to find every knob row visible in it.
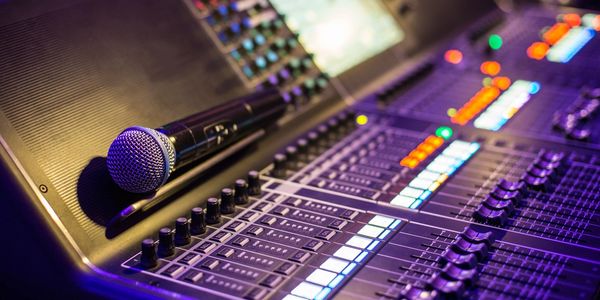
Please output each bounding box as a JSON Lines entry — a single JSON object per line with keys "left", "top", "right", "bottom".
{"left": 140, "top": 170, "right": 262, "bottom": 268}
{"left": 552, "top": 88, "right": 599, "bottom": 141}
{"left": 473, "top": 149, "right": 567, "bottom": 226}
{"left": 271, "top": 111, "right": 356, "bottom": 178}
{"left": 400, "top": 226, "right": 494, "bottom": 299}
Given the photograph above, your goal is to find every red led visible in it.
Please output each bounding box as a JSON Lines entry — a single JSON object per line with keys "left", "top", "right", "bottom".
{"left": 444, "top": 49, "right": 463, "bottom": 65}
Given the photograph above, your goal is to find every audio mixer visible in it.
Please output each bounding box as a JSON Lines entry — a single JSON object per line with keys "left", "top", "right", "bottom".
{"left": 0, "top": 0, "right": 599, "bottom": 299}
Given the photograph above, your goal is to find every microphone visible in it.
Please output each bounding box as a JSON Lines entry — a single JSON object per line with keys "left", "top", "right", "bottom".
{"left": 106, "top": 88, "right": 286, "bottom": 193}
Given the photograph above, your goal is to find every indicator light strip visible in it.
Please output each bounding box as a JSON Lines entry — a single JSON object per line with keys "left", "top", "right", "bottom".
{"left": 399, "top": 135, "right": 444, "bottom": 169}
{"left": 473, "top": 80, "right": 539, "bottom": 131}
{"left": 283, "top": 216, "right": 401, "bottom": 300}
{"left": 546, "top": 27, "right": 595, "bottom": 63}
{"left": 391, "top": 140, "right": 480, "bottom": 209}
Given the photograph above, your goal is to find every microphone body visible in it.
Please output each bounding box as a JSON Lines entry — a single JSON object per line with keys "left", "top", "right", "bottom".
{"left": 107, "top": 89, "right": 286, "bottom": 193}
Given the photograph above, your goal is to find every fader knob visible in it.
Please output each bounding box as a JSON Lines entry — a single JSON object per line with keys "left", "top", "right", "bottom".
{"left": 206, "top": 197, "right": 221, "bottom": 224}
{"left": 220, "top": 188, "right": 235, "bottom": 214}
{"left": 140, "top": 239, "right": 158, "bottom": 269}
{"left": 190, "top": 207, "right": 206, "bottom": 235}
{"left": 157, "top": 228, "right": 175, "bottom": 257}
{"left": 272, "top": 153, "right": 287, "bottom": 178}
{"left": 247, "top": 170, "right": 261, "bottom": 196}
{"left": 174, "top": 217, "right": 191, "bottom": 246}
{"left": 234, "top": 179, "right": 249, "bottom": 205}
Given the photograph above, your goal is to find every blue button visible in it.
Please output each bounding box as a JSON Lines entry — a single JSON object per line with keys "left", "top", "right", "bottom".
{"left": 254, "top": 34, "right": 266, "bottom": 46}
{"left": 242, "top": 39, "right": 254, "bottom": 52}
{"left": 266, "top": 51, "right": 278, "bottom": 63}
{"left": 242, "top": 65, "right": 254, "bottom": 78}
{"left": 255, "top": 56, "right": 267, "bottom": 69}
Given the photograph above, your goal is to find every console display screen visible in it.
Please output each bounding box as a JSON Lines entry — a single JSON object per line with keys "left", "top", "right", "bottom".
{"left": 271, "top": 0, "right": 404, "bottom": 76}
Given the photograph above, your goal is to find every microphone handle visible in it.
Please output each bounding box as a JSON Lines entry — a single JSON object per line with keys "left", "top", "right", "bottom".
{"left": 157, "top": 88, "right": 286, "bottom": 169}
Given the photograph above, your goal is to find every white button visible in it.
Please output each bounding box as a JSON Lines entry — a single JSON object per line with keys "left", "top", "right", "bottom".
{"left": 305, "top": 269, "right": 337, "bottom": 286}
{"left": 345, "top": 236, "right": 373, "bottom": 249}
{"left": 291, "top": 282, "right": 323, "bottom": 299}
{"left": 368, "top": 215, "right": 395, "bottom": 228}
{"left": 357, "top": 225, "right": 385, "bottom": 238}
{"left": 282, "top": 295, "right": 305, "bottom": 300}
{"left": 408, "top": 177, "right": 434, "bottom": 190}
{"left": 333, "top": 246, "right": 362, "bottom": 261}
{"left": 417, "top": 170, "right": 441, "bottom": 181}
{"left": 320, "top": 257, "right": 349, "bottom": 273}
{"left": 390, "top": 195, "right": 415, "bottom": 208}
{"left": 399, "top": 187, "right": 423, "bottom": 198}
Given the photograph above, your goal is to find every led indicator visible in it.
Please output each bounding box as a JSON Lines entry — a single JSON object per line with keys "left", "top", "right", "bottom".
{"left": 447, "top": 108, "right": 457, "bottom": 117}
{"left": 435, "top": 126, "right": 453, "bottom": 140}
{"left": 529, "top": 82, "right": 541, "bottom": 94}
{"left": 492, "top": 76, "right": 511, "bottom": 90}
{"left": 482, "top": 77, "right": 493, "bottom": 87}
{"left": 527, "top": 42, "right": 550, "bottom": 60}
{"left": 560, "top": 13, "right": 582, "bottom": 27}
{"left": 444, "top": 49, "right": 463, "bottom": 64}
{"left": 488, "top": 34, "right": 503, "bottom": 50}
{"left": 356, "top": 115, "right": 368, "bottom": 125}
{"left": 480, "top": 61, "right": 501, "bottom": 76}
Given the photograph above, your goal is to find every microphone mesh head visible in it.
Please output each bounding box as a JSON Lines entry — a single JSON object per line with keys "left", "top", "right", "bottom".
{"left": 106, "top": 126, "right": 175, "bottom": 193}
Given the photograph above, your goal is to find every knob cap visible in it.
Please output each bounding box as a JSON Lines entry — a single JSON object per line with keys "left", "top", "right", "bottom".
{"left": 272, "top": 153, "right": 287, "bottom": 178}
{"left": 190, "top": 207, "right": 206, "bottom": 235}
{"left": 206, "top": 197, "right": 221, "bottom": 224}
{"left": 157, "top": 228, "right": 175, "bottom": 257}
{"left": 307, "top": 131, "right": 319, "bottom": 154}
{"left": 220, "top": 188, "right": 235, "bottom": 214}
{"left": 234, "top": 179, "right": 249, "bottom": 204}
{"left": 174, "top": 217, "right": 191, "bottom": 246}
{"left": 296, "top": 138, "right": 309, "bottom": 162}
{"left": 247, "top": 170, "right": 261, "bottom": 196}
{"left": 140, "top": 239, "right": 158, "bottom": 269}
{"left": 285, "top": 146, "right": 299, "bottom": 170}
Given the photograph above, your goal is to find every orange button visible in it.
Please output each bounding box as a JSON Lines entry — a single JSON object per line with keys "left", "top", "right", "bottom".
{"left": 417, "top": 143, "right": 436, "bottom": 155}
{"left": 527, "top": 42, "right": 549, "bottom": 60}
{"left": 400, "top": 157, "right": 419, "bottom": 169}
{"left": 542, "top": 22, "right": 570, "bottom": 45}
{"left": 409, "top": 149, "right": 428, "bottom": 161}
{"left": 492, "top": 77, "right": 511, "bottom": 90}
{"left": 425, "top": 136, "right": 444, "bottom": 147}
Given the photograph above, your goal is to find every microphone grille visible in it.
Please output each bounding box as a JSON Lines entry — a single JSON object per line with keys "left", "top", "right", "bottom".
{"left": 106, "top": 126, "right": 175, "bottom": 193}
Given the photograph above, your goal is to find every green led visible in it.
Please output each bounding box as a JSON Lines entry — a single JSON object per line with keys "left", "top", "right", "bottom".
{"left": 488, "top": 34, "right": 503, "bottom": 50}
{"left": 435, "top": 126, "right": 453, "bottom": 140}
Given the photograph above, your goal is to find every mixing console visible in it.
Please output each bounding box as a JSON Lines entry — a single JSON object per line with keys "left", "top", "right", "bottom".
{"left": 1, "top": 0, "right": 599, "bottom": 299}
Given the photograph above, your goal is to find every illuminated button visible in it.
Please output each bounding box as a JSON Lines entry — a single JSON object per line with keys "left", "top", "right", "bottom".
{"left": 282, "top": 295, "right": 304, "bottom": 300}
{"left": 306, "top": 269, "right": 337, "bottom": 286}
{"left": 328, "top": 275, "right": 344, "bottom": 288}
{"left": 230, "top": 50, "right": 242, "bottom": 61}
{"left": 291, "top": 282, "right": 323, "bottom": 299}
{"left": 255, "top": 56, "right": 267, "bottom": 69}
{"left": 368, "top": 215, "right": 395, "bottom": 228}
{"left": 527, "top": 42, "right": 549, "bottom": 60}
{"left": 333, "top": 246, "right": 362, "bottom": 260}
{"left": 390, "top": 195, "right": 416, "bottom": 207}
{"left": 315, "top": 288, "right": 332, "bottom": 300}
{"left": 409, "top": 149, "right": 427, "bottom": 161}
{"left": 341, "top": 262, "right": 357, "bottom": 275}
{"left": 418, "top": 191, "right": 432, "bottom": 200}
{"left": 345, "top": 236, "right": 373, "bottom": 249}
{"left": 417, "top": 143, "right": 436, "bottom": 154}
{"left": 242, "top": 65, "right": 254, "bottom": 78}
{"left": 444, "top": 49, "right": 463, "bottom": 64}
{"left": 488, "top": 34, "right": 503, "bottom": 50}
{"left": 418, "top": 170, "right": 441, "bottom": 181}
{"left": 543, "top": 22, "right": 570, "bottom": 45}
{"left": 409, "top": 178, "right": 434, "bottom": 190}
{"left": 425, "top": 136, "right": 444, "bottom": 147}
{"left": 400, "top": 157, "right": 419, "bottom": 168}
{"left": 357, "top": 225, "right": 385, "bottom": 238}
{"left": 354, "top": 251, "right": 368, "bottom": 262}
{"left": 399, "top": 187, "right": 423, "bottom": 198}
{"left": 480, "top": 61, "right": 501, "bottom": 76}
{"left": 254, "top": 33, "right": 266, "bottom": 46}
{"left": 266, "top": 50, "right": 279, "bottom": 63}
{"left": 320, "top": 257, "right": 349, "bottom": 273}
{"left": 242, "top": 39, "right": 254, "bottom": 53}
{"left": 367, "top": 240, "right": 381, "bottom": 251}
{"left": 409, "top": 199, "right": 423, "bottom": 209}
